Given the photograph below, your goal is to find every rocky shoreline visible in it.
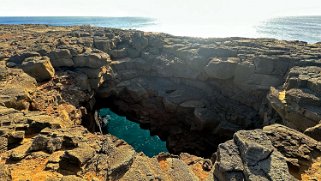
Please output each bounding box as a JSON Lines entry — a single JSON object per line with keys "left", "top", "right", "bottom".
{"left": 0, "top": 25, "right": 320, "bottom": 180}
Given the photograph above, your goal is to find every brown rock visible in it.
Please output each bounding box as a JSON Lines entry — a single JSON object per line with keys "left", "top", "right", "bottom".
{"left": 21, "top": 56, "right": 55, "bottom": 82}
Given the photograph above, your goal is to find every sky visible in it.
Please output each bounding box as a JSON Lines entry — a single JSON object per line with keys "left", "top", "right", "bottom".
{"left": 1, "top": 0, "right": 320, "bottom": 40}
{"left": 1, "top": 0, "right": 321, "bottom": 22}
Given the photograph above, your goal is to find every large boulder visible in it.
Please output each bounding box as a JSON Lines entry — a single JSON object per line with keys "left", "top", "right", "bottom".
{"left": 204, "top": 58, "right": 238, "bottom": 80}
{"left": 49, "top": 49, "right": 74, "bottom": 67}
{"left": 21, "top": 56, "right": 55, "bottom": 82}
{"left": 8, "top": 51, "right": 40, "bottom": 64}
{"left": 94, "top": 37, "right": 114, "bottom": 52}
{"left": 263, "top": 124, "right": 321, "bottom": 174}
{"left": 60, "top": 144, "right": 95, "bottom": 169}
{"left": 131, "top": 32, "right": 148, "bottom": 51}
{"left": 73, "top": 51, "right": 110, "bottom": 68}
{"left": 214, "top": 128, "right": 294, "bottom": 181}
{"left": 268, "top": 66, "right": 321, "bottom": 132}
{"left": 234, "top": 129, "right": 293, "bottom": 181}
{"left": 214, "top": 140, "right": 245, "bottom": 181}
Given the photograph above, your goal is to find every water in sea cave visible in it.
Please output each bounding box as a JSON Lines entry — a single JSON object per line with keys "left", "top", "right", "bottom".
{"left": 99, "top": 108, "right": 168, "bottom": 157}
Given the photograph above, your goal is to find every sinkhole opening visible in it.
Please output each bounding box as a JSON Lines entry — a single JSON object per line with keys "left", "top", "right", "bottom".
{"left": 98, "top": 108, "right": 168, "bottom": 157}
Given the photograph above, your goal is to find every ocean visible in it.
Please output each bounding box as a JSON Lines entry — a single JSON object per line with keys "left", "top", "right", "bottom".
{"left": 0, "top": 16, "right": 321, "bottom": 43}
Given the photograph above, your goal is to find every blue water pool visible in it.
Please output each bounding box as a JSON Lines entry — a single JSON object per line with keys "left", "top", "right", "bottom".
{"left": 99, "top": 108, "right": 168, "bottom": 157}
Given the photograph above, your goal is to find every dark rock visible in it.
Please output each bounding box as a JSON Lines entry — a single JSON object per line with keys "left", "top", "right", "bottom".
{"left": 29, "top": 135, "right": 49, "bottom": 152}
{"left": 204, "top": 58, "right": 238, "bottom": 80}
{"left": 268, "top": 66, "right": 321, "bottom": 132}
{"left": 59, "top": 144, "right": 95, "bottom": 170}
{"left": 7, "top": 131, "right": 25, "bottom": 145}
{"left": 304, "top": 123, "right": 321, "bottom": 141}
{"left": 131, "top": 32, "right": 148, "bottom": 51}
{"left": 8, "top": 51, "right": 40, "bottom": 64}
{"left": 110, "top": 48, "right": 127, "bottom": 59}
{"left": 49, "top": 49, "right": 74, "bottom": 67}
{"left": 263, "top": 124, "right": 321, "bottom": 175}
{"left": 73, "top": 51, "right": 110, "bottom": 68}
{"left": 214, "top": 129, "right": 294, "bottom": 181}
{"left": 94, "top": 37, "right": 113, "bottom": 52}
{"left": 6, "top": 62, "right": 17, "bottom": 68}
{"left": 198, "top": 47, "right": 237, "bottom": 58}
{"left": 214, "top": 140, "right": 244, "bottom": 181}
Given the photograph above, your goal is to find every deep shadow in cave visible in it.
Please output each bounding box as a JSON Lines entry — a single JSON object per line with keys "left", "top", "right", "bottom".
{"left": 90, "top": 96, "right": 233, "bottom": 158}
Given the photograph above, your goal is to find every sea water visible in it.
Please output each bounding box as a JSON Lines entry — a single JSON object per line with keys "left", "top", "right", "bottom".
{"left": 0, "top": 16, "right": 320, "bottom": 43}
{"left": 99, "top": 108, "right": 168, "bottom": 157}
{"left": 0, "top": 16, "right": 156, "bottom": 29}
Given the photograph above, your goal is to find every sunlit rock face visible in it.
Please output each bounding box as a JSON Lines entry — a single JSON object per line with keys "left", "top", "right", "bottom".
{"left": 91, "top": 28, "right": 321, "bottom": 156}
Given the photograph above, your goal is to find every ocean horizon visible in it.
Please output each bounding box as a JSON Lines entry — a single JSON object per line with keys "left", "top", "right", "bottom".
{"left": 0, "top": 16, "right": 321, "bottom": 43}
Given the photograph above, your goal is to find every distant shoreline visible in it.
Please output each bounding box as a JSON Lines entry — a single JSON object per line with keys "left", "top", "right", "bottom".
{"left": 0, "top": 16, "right": 320, "bottom": 43}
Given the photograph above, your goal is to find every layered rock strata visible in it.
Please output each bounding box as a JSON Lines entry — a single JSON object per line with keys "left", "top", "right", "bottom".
{"left": 0, "top": 25, "right": 320, "bottom": 180}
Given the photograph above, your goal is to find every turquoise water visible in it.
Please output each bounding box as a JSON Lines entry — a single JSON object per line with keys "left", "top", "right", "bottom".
{"left": 99, "top": 108, "right": 168, "bottom": 157}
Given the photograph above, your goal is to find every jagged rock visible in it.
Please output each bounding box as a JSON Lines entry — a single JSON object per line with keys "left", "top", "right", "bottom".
{"left": 103, "top": 137, "right": 135, "bottom": 180}
{"left": 155, "top": 153, "right": 199, "bottom": 181}
{"left": 268, "top": 66, "right": 321, "bottom": 132}
{"left": 46, "top": 151, "right": 65, "bottom": 171}
{"left": 29, "top": 135, "right": 50, "bottom": 152}
{"left": 214, "top": 140, "right": 244, "bottom": 181}
{"left": 198, "top": 47, "right": 237, "bottom": 58}
{"left": 110, "top": 48, "right": 128, "bottom": 59}
{"left": 0, "top": 137, "right": 7, "bottom": 153}
{"left": 49, "top": 49, "right": 74, "bottom": 67}
{"left": 254, "top": 56, "right": 275, "bottom": 74}
{"left": 234, "top": 129, "right": 293, "bottom": 181}
{"left": 8, "top": 51, "right": 40, "bottom": 64}
{"left": 59, "top": 144, "right": 95, "bottom": 169}
{"left": 131, "top": 32, "right": 148, "bottom": 51}
{"left": 21, "top": 56, "right": 55, "bottom": 82}
{"left": 7, "top": 131, "right": 24, "bottom": 145}
{"left": 94, "top": 37, "right": 113, "bottom": 52}
{"left": 304, "top": 123, "right": 321, "bottom": 141}
{"left": 10, "top": 141, "right": 32, "bottom": 160}
{"left": 204, "top": 58, "right": 238, "bottom": 80}
{"left": 0, "top": 164, "right": 11, "bottom": 181}
{"left": 73, "top": 51, "right": 110, "bottom": 68}
{"left": 263, "top": 124, "right": 321, "bottom": 176}
{"left": 2, "top": 25, "right": 321, "bottom": 180}
{"left": 214, "top": 128, "right": 295, "bottom": 181}
{"left": 121, "top": 154, "right": 165, "bottom": 180}
{"left": 233, "top": 61, "right": 255, "bottom": 86}
{"left": 193, "top": 107, "right": 220, "bottom": 131}
{"left": 26, "top": 115, "right": 61, "bottom": 134}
